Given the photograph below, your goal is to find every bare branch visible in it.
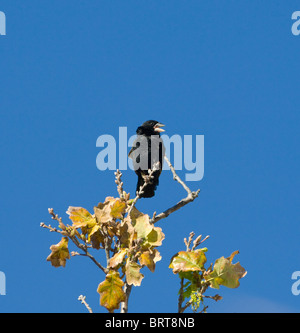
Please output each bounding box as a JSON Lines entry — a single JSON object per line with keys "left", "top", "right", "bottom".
{"left": 165, "top": 155, "right": 192, "bottom": 195}
{"left": 151, "top": 190, "right": 200, "bottom": 224}
{"left": 81, "top": 250, "right": 108, "bottom": 274}
{"left": 120, "top": 282, "right": 132, "bottom": 313}
{"left": 151, "top": 156, "right": 200, "bottom": 224}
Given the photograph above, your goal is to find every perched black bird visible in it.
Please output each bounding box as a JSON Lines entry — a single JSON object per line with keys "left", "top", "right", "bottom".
{"left": 129, "top": 120, "right": 165, "bottom": 198}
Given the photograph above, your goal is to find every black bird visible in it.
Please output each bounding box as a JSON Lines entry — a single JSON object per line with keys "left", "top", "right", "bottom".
{"left": 129, "top": 120, "right": 165, "bottom": 198}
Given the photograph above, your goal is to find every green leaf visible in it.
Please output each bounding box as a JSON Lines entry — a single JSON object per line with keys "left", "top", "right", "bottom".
{"left": 205, "top": 251, "right": 247, "bottom": 289}
{"left": 97, "top": 271, "right": 126, "bottom": 312}
{"left": 46, "top": 237, "right": 70, "bottom": 268}
{"left": 169, "top": 249, "right": 207, "bottom": 274}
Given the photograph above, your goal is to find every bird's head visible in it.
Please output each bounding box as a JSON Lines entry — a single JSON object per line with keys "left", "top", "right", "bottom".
{"left": 136, "top": 120, "right": 165, "bottom": 136}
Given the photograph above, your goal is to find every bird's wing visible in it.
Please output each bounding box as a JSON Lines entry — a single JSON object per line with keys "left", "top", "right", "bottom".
{"left": 128, "top": 139, "right": 140, "bottom": 159}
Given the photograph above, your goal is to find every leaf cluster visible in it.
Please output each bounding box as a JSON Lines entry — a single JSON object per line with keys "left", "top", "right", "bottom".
{"left": 169, "top": 235, "right": 247, "bottom": 313}
{"left": 45, "top": 193, "right": 164, "bottom": 312}
{"left": 42, "top": 169, "right": 247, "bottom": 313}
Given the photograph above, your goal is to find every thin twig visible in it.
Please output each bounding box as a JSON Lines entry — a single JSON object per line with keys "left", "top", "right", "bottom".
{"left": 165, "top": 155, "right": 192, "bottom": 195}
{"left": 192, "top": 235, "right": 210, "bottom": 251}
{"left": 114, "top": 170, "right": 124, "bottom": 198}
{"left": 184, "top": 232, "right": 195, "bottom": 251}
{"left": 78, "top": 295, "right": 93, "bottom": 313}
{"left": 178, "top": 277, "right": 185, "bottom": 313}
{"left": 127, "top": 163, "right": 160, "bottom": 216}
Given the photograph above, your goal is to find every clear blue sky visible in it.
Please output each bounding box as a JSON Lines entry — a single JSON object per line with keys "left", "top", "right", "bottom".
{"left": 1, "top": 1, "right": 300, "bottom": 313}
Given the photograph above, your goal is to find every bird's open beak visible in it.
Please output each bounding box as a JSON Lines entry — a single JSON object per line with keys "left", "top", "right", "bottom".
{"left": 154, "top": 123, "right": 165, "bottom": 133}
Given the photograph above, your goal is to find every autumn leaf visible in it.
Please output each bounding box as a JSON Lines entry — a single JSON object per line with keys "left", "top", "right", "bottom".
{"left": 227, "top": 250, "right": 240, "bottom": 263}
{"left": 108, "top": 249, "right": 127, "bottom": 268}
{"left": 117, "top": 218, "right": 136, "bottom": 248}
{"left": 110, "top": 199, "right": 126, "bottom": 219}
{"left": 87, "top": 224, "right": 104, "bottom": 249}
{"left": 205, "top": 251, "right": 247, "bottom": 289}
{"left": 133, "top": 213, "right": 153, "bottom": 239}
{"left": 94, "top": 202, "right": 112, "bottom": 224}
{"left": 138, "top": 250, "right": 161, "bottom": 272}
{"left": 94, "top": 197, "right": 126, "bottom": 223}
{"left": 125, "top": 260, "right": 144, "bottom": 286}
{"left": 97, "top": 270, "right": 126, "bottom": 312}
{"left": 131, "top": 213, "right": 165, "bottom": 249}
{"left": 146, "top": 227, "right": 165, "bottom": 247}
{"left": 47, "top": 237, "right": 70, "bottom": 268}
{"left": 66, "top": 207, "right": 96, "bottom": 233}
{"left": 169, "top": 249, "right": 207, "bottom": 274}
{"left": 129, "top": 206, "right": 144, "bottom": 220}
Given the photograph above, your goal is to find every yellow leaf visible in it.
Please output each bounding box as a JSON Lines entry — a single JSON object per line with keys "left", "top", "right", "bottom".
{"left": 125, "top": 260, "right": 144, "bottom": 286}
{"left": 131, "top": 213, "right": 165, "bottom": 249}
{"left": 139, "top": 250, "right": 159, "bottom": 272}
{"left": 94, "top": 203, "right": 112, "bottom": 224}
{"left": 110, "top": 199, "right": 126, "bottom": 219}
{"left": 129, "top": 206, "right": 144, "bottom": 220}
{"left": 146, "top": 226, "right": 165, "bottom": 247}
{"left": 133, "top": 214, "right": 153, "bottom": 239}
{"left": 87, "top": 224, "right": 104, "bottom": 249}
{"left": 117, "top": 218, "right": 136, "bottom": 248}
{"left": 108, "top": 249, "right": 127, "bottom": 268}
{"left": 169, "top": 249, "right": 207, "bottom": 274}
{"left": 66, "top": 207, "right": 96, "bottom": 233}
{"left": 97, "top": 271, "right": 126, "bottom": 312}
{"left": 46, "top": 237, "right": 70, "bottom": 268}
{"left": 204, "top": 252, "right": 247, "bottom": 289}
{"left": 94, "top": 197, "right": 123, "bottom": 223}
